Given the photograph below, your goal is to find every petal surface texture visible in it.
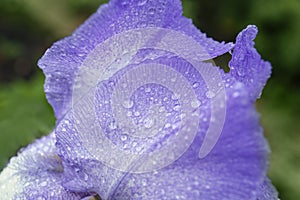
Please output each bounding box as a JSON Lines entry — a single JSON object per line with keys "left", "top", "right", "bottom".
{"left": 38, "top": 0, "right": 233, "bottom": 119}
{"left": 54, "top": 27, "right": 270, "bottom": 200}
{"left": 109, "top": 82, "right": 269, "bottom": 200}
{"left": 229, "top": 25, "right": 271, "bottom": 100}
{"left": 33, "top": 0, "right": 273, "bottom": 200}
{"left": 0, "top": 133, "right": 86, "bottom": 200}
{"left": 257, "top": 178, "right": 279, "bottom": 200}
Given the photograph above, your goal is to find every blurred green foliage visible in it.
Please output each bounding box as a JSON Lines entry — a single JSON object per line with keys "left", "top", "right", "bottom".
{"left": 0, "top": 0, "right": 299, "bottom": 199}
{"left": 0, "top": 72, "right": 55, "bottom": 168}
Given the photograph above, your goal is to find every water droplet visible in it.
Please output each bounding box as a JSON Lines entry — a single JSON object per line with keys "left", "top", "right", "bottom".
{"left": 232, "top": 92, "right": 240, "bottom": 98}
{"left": 121, "top": 134, "right": 128, "bottom": 141}
{"left": 191, "top": 100, "right": 201, "bottom": 108}
{"left": 165, "top": 123, "right": 171, "bottom": 128}
{"left": 142, "top": 179, "right": 148, "bottom": 186}
{"left": 122, "top": 83, "right": 128, "bottom": 88}
{"left": 148, "top": 8, "right": 155, "bottom": 15}
{"left": 233, "top": 82, "right": 243, "bottom": 89}
{"left": 75, "top": 119, "right": 81, "bottom": 125}
{"left": 144, "top": 117, "right": 154, "bottom": 128}
{"left": 237, "top": 68, "right": 245, "bottom": 76}
{"left": 159, "top": 106, "right": 165, "bottom": 113}
{"left": 192, "top": 82, "right": 200, "bottom": 88}
{"left": 205, "top": 185, "right": 211, "bottom": 189}
{"left": 158, "top": 7, "right": 164, "bottom": 13}
{"left": 109, "top": 159, "right": 116, "bottom": 166}
{"left": 136, "top": 146, "right": 142, "bottom": 151}
{"left": 206, "top": 91, "right": 215, "bottom": 98}
{"left": 139, "top": 22, "right": 147, "bottom": 27}
{"left": 180, "top": 113, "right": 186, "bottom": 119}
{"left": 184, "top": 135, "right": 190, "bottom": 141}
{"left": 122, "top": 99, "right": 134, "bottom": 109}
{"left": 127, "top": 111, "right": 132, "bottom": 117}
{"left": 134, "top": 111, "right": 140, "bottom": 116}
{"left": 115, "top": 58, "right": 121, "bottom": 63}
{"left": 83, "top": 173, "right": 89, "bottom": 181}
{"left": 145, "top": 87, "right": 151, "bottom": 93}
{"left": 121, "top": 1, "right": 129, "bottom": 6}
{"left": 109, "top": 122, "right": 117, "bottom": 130}
{"left": 171, "top": 93, "right": 180, "bottom": 100}
{"left": 173, "top": 104, "right": 181, "bottom": 111}
{"left": 40, "top": 181, "right": 47, "bottom": 187}
{"left": 132, "top": 141, "right": 138, "bottom": 147}
{"left": 138, "top": 0, "right": 147, "bottom": 6}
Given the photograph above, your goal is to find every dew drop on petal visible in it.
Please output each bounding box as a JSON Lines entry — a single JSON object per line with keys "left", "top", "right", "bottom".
{"left": 145, "top": 87, "right": 151, "bottom": 93}
{"left": 121, "top": 134, "right": 128, "bottom": 141}
{"left": 173, "top": 104, "right": 181, "bottom": 111}
{"left": 109, "top": 122, "right": 117, "bottom": 130}
{"left": 143, "top": 117, "right": 154, "bottom": 129}
{"left": 142, "top": 179, "right": 148, "bottom": 186}
{"left": 127, "top": 111, "right": 133, "bottom": 117}
{"left": 171, "top": 93, "right": 180, "bottom": 100}
{"left": 165, "top": 123, "right": 171, "bottom": 128}
{"left": 134, "top": 111, "right": 140, "bottom": 116}
{"left": 83, "top": 173, "right": 89, "bottom": 181}
{"left": 191, "top": 100, "right": 201, "bottom": 108}
{"left": 171, "top": 77, "right": 177, "bottom": 82}
{"left": 122, "top": 83, "right": 128, "bottom": 89}
{"left": 137, "top": 0, "right": 147, "bottom": 6}
{"left": 121, "top": 1, "right": 129, "bottom": 6}
{"left": 232, "top": 92, "right": 240, "bottom": 98}
{"left": 122, "top": 99, "right": 134, "bottom": 109}
{"left": 237, "top": 68, "right": 245, "bottom": 76}
{"left": 40, "top": 181, "right": 47, "bottom": 187}
{"left": 206, "top": 91, "right": 216, "bottom": 98}
{"left": 108, "top": 81, "right": 115, "bottom": 87}
{"left": 136, "top": 146, "right": 142, "bottom": 151}
{"left": 192, "top": 82, "right": 200, "bottom": 88}
{"left": 159, "top": 106, "right": 165, "bottom": 113}
{"left": 148, "top": 8, "right": 156, "bottom": 15}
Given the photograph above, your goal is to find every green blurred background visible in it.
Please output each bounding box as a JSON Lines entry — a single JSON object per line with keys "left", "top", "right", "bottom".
{"left": 0, "top": 0, "right": 299, "bottom": 199}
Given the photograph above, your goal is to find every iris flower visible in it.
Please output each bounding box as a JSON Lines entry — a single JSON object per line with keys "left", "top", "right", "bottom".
{"left": 0, "top": 0, "right": 279, "bottom": 199}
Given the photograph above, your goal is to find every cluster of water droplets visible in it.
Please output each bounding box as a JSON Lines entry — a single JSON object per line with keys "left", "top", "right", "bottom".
{"left": 71, "top": 27, "right": 227, "bottom": 173}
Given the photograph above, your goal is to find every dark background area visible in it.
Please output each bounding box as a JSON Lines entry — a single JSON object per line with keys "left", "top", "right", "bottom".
{"left": 0, "top": 0, "right": 299, "bottom": 199}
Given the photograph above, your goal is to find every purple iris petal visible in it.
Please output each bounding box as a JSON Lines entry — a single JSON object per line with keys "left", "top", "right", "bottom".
{"left": 257, "top": 178, "right": 279, "bottom": 200}
{"left": 109, "top": 87, "right": 269, "bottom": 200}
{"left": 229, "top": 25, "right": 272, "bottom": 100}
{"left": 54, "top": 64, "right": 270, "bottom": 199}
{"left": 38, "top": 0, "right": 233, "bottom": 120}
{"left": 1, "top": 0, "right": 279, "bottom": 199}
{"left": 0, "top": 133, "right": 89, "bottom": 199}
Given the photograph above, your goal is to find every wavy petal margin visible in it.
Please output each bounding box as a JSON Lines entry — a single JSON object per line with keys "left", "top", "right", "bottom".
{"left": 229, "top": 25, "right": 271, "bottom": 100}
{"left": 257, "top": 178, "right": 279, "bottom": 200}
{"left": 0, "top": 133, "right": 88, "bottom": 199}
{"left": 38, "top": 0, "right": 233, "bottom": 120}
